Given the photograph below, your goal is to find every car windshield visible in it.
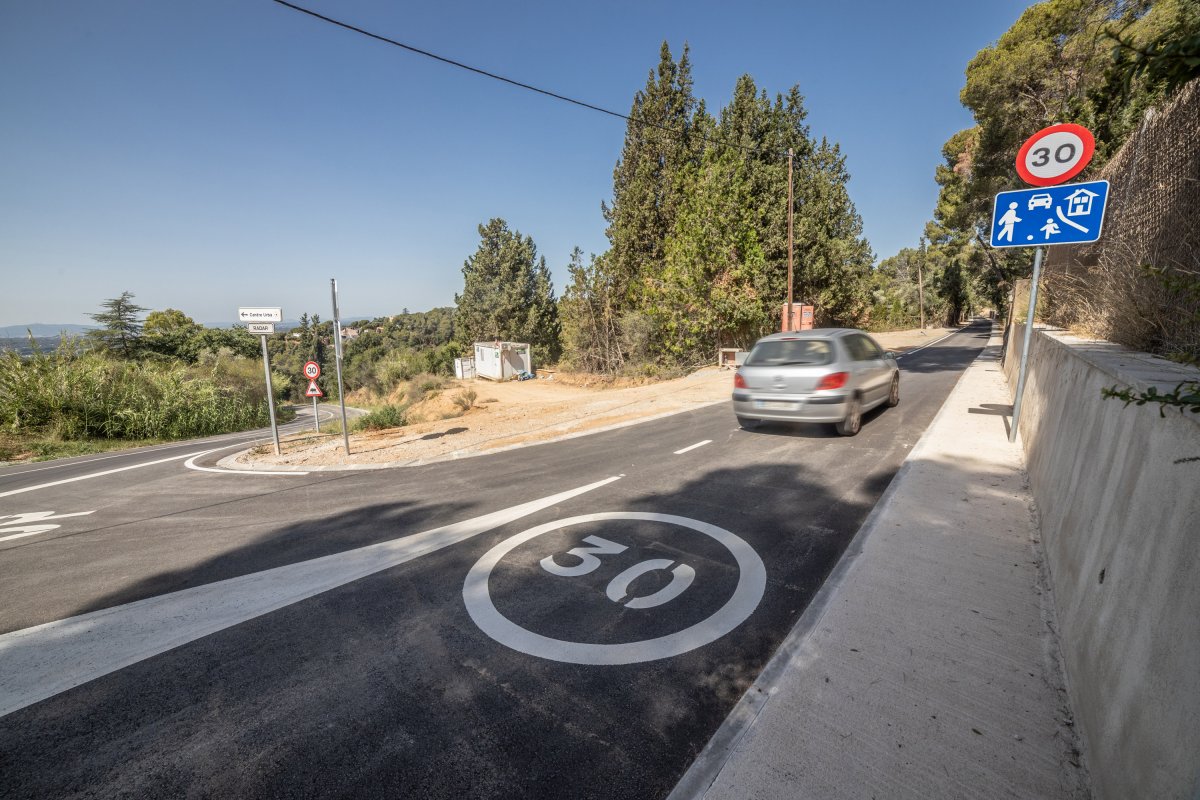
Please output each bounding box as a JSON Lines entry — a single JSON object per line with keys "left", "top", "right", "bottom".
{"left": 745, "top": 339, "right": 833, "bottom": 366}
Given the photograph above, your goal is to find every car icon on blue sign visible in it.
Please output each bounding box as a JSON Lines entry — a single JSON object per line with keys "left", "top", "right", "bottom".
{"left": 1028, "top": 193, "right": 1053, "bottom": 209}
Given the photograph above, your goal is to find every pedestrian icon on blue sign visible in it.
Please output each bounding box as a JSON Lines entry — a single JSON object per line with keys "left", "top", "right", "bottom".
{"left": 989, "top": 180, "right": 1109, "bottom": 248}
{"left": 996, "top": 203, "right": 1022, "bottom": 243}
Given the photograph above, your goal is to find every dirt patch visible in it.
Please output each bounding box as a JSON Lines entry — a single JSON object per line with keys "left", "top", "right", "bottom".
{"left": 236, "top": 325, "right": 965, "bottom": 469}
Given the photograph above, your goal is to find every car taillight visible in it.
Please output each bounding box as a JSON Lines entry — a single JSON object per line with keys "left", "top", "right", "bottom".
{"left": 734, "top": 372, "right": 748, "bottom": 389}
{"left": 816, "top": 372, "right": 848, "bottom": 390}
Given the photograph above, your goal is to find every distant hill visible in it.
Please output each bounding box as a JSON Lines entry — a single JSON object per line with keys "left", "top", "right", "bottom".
{"left": 0, "top": 336, "right": 68, "bottom": 356}
{"left": 0, "top": 323, "right": 94, "bottom": 338}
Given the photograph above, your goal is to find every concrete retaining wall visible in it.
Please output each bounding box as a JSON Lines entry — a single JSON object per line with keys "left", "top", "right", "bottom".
{"left": 1004, "top": 326, "right": 1200, "bottom": 800}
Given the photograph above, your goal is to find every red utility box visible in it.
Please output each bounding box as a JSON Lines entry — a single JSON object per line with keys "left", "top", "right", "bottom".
{"left": 781, "top": 303, "right": 815, "bottom": 331}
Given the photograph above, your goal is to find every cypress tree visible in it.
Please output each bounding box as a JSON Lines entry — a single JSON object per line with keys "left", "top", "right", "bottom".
{"left": 602, "top": 42, "right": 698, "bottom": 307}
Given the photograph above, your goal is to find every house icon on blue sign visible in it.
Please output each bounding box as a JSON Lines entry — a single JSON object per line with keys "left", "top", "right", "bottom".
{"left": 1065, "top": 187, "right": 1099, "bottom": 217}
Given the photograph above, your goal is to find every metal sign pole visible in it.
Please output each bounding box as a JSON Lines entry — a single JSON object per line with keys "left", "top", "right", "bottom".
{"left": 312, "top": 395, "right": 320, "bottom": 432}
{"left": 260, "top": 334, "right": 281, "bottom": 455}
{"left": 1009, "top": 247, "right": 1043, "bottom": 443}
{"left": 786, "top": 147, "right": 794, "bottom": 331}
{"left": 330, "top": 278, "right": 351, "bottom": 455}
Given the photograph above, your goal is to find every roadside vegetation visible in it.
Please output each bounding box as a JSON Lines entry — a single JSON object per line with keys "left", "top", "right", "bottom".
{"left": 0, "top": 294, "right": 292, "bottom": 463}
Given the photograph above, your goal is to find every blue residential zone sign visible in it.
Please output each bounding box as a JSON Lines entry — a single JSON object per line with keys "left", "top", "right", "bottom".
{"left": 989, "top": 180, "right": 1109, "bottom": 248}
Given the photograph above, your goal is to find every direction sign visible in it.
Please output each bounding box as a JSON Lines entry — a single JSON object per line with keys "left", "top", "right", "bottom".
{"left": 247, "top": 322, "right": 275, "bottom": 335}
{"left": 990, "top": 180, "right": 1109, "bottom": 248}
{"left": 305, "top": 379, "right": 324, "bottom": 398}
{"left": 303, "top": 361, "right": 321, "bottom": 380}
{"left": 238, "top": 307, "right": 282, "bottom": 323}
{"left": 1015, "top": 123, "right": 1095, "bottom": 186}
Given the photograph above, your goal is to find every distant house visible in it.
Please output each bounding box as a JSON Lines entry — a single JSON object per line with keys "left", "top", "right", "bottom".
{"left": 1065, "top": 187, "right": 1098, "bottom": 217}
{"left": 340, "top": 327, "right": 360, "bottom": 340}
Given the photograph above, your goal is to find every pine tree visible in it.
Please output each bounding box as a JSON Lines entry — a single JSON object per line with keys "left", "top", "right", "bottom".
{"left": 88, "top": 291, "right": 147, "bottom": 358}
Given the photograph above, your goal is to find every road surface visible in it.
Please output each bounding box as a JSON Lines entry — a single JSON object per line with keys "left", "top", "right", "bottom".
{"left": 0, "top": 322, "right": 990, "bottom": 799}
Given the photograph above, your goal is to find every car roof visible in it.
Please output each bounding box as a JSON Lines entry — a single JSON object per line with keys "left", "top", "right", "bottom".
{"left": 754, "top": 328, "right": 864, "bottom": 343}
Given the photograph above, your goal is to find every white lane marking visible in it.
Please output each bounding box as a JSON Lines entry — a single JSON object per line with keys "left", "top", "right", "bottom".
{"left": 0, "top": 475, "right": 621, "bottom": 718}
{"left": 0, "top": 418, "right": 310, "bottom": 478}
{"left": 0, "top": 451, "right": 213, "bottom": 499}
{"left": 673, "top": 440, "right": 712, "bottom": 455}
{"left": 463, "top": 512, "right": 766, "bottom": 665}
{"left": 0, "top": 435, "right": 264, "bottom": 477}
{"left": 895, "top": 328, "right": 967, "bottom": 359}
{"left": 183, "top": 450, "right": 309, "bottom": 476}
{"left": 0, "top": 511, "right": 96, "bottom": 543}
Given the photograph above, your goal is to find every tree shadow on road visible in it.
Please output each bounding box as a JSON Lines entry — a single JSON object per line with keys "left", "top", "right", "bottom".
{"left": 65, "top": 495, "right": 474, "bottom": 620}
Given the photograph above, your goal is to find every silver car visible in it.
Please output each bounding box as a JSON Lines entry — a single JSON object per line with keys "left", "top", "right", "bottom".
{"left": 732, "top": 329, "right": 900, "bottom": 436}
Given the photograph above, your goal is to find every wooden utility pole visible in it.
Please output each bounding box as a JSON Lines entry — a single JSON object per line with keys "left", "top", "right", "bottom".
{"left": 917, "top": 235, "right": 927, "bottom": 331}
{"left": 786, "top": 148, "right": 794, "bottom": 330}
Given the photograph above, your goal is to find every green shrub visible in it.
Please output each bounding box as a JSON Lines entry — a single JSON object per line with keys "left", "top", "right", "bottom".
{"left": 373, "top": 350, "right": 425, "bottom": 392}
{"left": 353, "top": 404, "right": 408, "bottom": 432}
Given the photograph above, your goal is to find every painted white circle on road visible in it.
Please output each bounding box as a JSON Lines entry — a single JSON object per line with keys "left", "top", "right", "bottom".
{"left": 462, "top": 512, "right": 766, "bottom": 665}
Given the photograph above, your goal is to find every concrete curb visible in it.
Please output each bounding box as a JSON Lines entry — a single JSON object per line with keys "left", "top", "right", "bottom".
{"left": 214, "top": 398, "right": 729, "bottom": 473}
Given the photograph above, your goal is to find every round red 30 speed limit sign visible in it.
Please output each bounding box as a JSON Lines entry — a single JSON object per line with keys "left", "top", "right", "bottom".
{"left": 1015, "top": 123, "right": 1095, "bottom": 187}
{"left": 303, "top": 360, "right": 321, "bottom": 380}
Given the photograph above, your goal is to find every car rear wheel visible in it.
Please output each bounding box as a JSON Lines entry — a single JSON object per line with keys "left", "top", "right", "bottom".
{"left": 836, "top": 396, "right": 862, "bottom": 436}
{"left": 886, "top": 374, "right": 900, "bottom": 407}
{"left": 736, "top": 415, "right": 759, "bottom": 430}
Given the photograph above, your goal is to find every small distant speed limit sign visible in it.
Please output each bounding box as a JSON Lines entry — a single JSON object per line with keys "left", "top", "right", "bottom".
{"left": 1015, "top": 123, "right": 1095, "bottom": 187}
{"left": 303, "top": 360, "right": 321, "bottom": 380}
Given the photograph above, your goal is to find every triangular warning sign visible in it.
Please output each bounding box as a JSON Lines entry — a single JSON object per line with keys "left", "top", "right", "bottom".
{"left": 305, "top": 379, "right": 324, "bottom": 398}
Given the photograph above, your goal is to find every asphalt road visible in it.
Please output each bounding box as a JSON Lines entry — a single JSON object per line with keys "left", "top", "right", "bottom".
{"left": 0, "top": 322, "right": 990, "bottom": 799}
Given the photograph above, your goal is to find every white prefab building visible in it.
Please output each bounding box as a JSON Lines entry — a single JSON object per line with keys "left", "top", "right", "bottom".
{"left": 453, "top": 357, "right": 476, "bottom": 380}
{"left": 473, "top": 341, "right": 532, "bottom": 380}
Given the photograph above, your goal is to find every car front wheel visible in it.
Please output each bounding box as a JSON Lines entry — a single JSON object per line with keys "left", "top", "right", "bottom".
{"left": 835, "top": 396, "right": 862, "bottom": 436}
{"left": 887, "top": 374, "right": 900, "bottom": 407}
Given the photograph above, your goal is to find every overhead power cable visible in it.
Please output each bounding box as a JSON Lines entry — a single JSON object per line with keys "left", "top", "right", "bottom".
{"left": 271, "top": 0, "right": 775, "bottom": 157}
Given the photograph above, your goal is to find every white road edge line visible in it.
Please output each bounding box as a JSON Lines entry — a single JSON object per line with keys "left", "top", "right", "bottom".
{"left": 895, "top": 327, "right": 969, "bottom": 359}
{"left": 184, "top": 449, "right": 309, "bottom": 476}
{"left": 0, "top": 434, "right": 264, "bottom": 477}
{"left": 674, "top": 440, "right": 713, "bottom": 455}
{"left": 0, "top": 451, "right": 213, "bottom": 498}
{"left": 0, "top": 475, "right": 621, "bottom": 718}
{"left": 0, "top": 421, "right": 313, "bottom": 478}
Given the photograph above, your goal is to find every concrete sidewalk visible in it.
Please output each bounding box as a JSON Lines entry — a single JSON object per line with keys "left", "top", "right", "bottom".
{"left": 673, "top": 325, "right": 1090, "bottom": 799}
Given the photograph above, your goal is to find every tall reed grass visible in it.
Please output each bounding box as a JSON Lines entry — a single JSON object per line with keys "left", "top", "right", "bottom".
{"left": 0, "top": 344, "right": 281, "bottom": 440}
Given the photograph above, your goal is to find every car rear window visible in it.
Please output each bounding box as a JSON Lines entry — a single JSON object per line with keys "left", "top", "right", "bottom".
{"left": 745, "top": 339, "right": 833, "bottom": 366}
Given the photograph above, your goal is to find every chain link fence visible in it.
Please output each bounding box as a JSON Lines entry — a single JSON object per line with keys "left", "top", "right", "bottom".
{"left": 1042, "top": 78, "right": 1200, "bottom": 363}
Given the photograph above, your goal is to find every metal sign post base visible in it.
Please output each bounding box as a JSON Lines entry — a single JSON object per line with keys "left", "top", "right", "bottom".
{"left": 1009, "top": 247, "right": 1043, "bottom": 443}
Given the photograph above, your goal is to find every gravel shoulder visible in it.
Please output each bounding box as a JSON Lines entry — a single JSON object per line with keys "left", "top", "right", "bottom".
{"left": 233, "top": 326, "right": 962, "bottom": 470}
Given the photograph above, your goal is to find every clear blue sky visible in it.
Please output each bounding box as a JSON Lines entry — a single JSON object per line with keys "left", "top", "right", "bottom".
{"left": 0, "top": 0, "right": 1035, "bottom": 327}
